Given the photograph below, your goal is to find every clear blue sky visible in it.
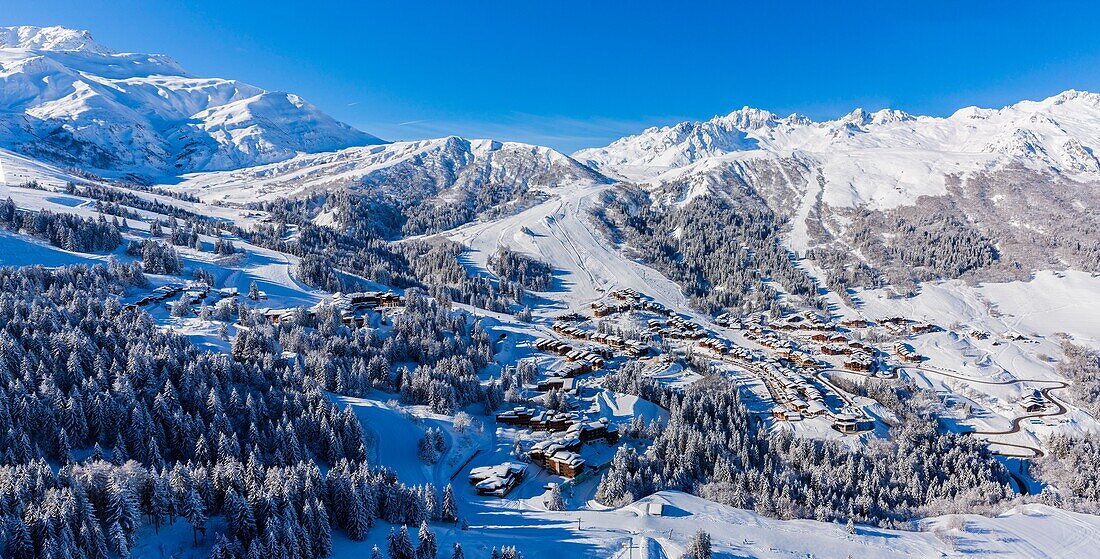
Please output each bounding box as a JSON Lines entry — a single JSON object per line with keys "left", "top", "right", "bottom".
{"left": 8, "top": 1, "right": 1100, "bottom": 152}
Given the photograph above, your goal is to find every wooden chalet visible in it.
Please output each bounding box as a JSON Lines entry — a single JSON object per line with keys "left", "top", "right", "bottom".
{"left": 469, "top": 463, "right": 526, "bottom": 496}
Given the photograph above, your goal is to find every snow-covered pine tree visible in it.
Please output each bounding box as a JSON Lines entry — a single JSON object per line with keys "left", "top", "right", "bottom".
{"left": 441, "top": 484, "right": 458, "bottom": 524}
{"left": 416, "top": 521, "right": 437, "bottom": 559}
{"left": 547, "top": 484, "right": 565, "bottom": 511}
{"left": 684, "top": 530, "right": 712, "bottom": 559}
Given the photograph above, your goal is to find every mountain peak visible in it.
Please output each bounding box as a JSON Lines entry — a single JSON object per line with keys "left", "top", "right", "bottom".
{"left": 0, "top": 25, "right": 383, "bottom": 177}
{"left": 716, "top": 106, "right": 780, "bottom": 130}
{"left": 0, "top": 25, "right": 111, "bottom": 54}
{"left": 1043, "top": 89, "right": 1100, "bottom": 107}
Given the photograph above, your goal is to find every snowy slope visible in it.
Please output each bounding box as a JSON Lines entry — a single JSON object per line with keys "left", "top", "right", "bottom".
{"left": 313, "top": 486, "right": 1100, "bottom": 559}
{"left": 576, "top": 90, "right": 1100, "bottom": 208}
{"left": 168, "top": 136, "right": 608, "bottom": 204}
{"left": 0, "top": 25, "right": 382, "bottom": 177}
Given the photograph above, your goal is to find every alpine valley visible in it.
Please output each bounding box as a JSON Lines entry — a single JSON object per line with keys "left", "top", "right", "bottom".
{"left": 3, "top": 25, "right": 1100, "bottom": 559}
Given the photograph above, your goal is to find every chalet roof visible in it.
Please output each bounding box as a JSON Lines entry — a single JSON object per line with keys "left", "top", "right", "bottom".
{"left": 469, "top": 462, "right": 526, "bottom": 489}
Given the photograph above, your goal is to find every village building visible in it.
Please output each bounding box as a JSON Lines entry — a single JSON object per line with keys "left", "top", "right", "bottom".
{"left": 843, "top": 353, "right": 874, "bottom": 372}
{"left": 565, "top": 418, "right": 620, "bottom": 444}
{"left": 469, "top": 463, "right": 527, "bottom": 496}
{"left": 545, "top": 450, "right": 585, "bottom": 477}
{"left": 773, "top": 408, "right": 803, "bottom": 421}
{"left": 1020, "top": 390, "right": 1045, "bottom": 413}
{"left": 832, "top": 410, "right": 873, "bottom": 434}
{"left": 536, "top": 377, "right": 577, "bottom": 393}
{"left": 893, "top": 342, "right": 923, "bottom": 363}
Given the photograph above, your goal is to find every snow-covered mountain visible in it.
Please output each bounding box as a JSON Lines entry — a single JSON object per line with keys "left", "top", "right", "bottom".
{"left": 0, "top": 25, "right": 382, "bottom": 178}
{"left": 172, "top": 135, "right": 608, "bottom": 205}
{"left": 574, "top": 90, "right": 1100, "bottom": 267}
{"left": 576, "top": 90, "right": 1100, "bottom": 200}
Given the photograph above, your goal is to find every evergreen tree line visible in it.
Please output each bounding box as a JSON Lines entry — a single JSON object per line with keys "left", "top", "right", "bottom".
{"left": 17, "top": 181, "right": 528, "bottom": 317}
{"left": 1056, "top": 341, "right": 1100, "bottom": 417}
{"left": 1035, "top": 433, "right": 1100, "bottom": 509}
{"left": 487, "top": 247, "right": 553, "bottom": 291}
{"left": 844, "top": 207, "right": 999, "bottom": 285}
{"left": 398, "top": 240, "right": 528, "bottom": 312}
{"left": 592, "top": 191, "right": 824, "bottom": 317}
{"left": 0, "top": 264, "right": 465, "bottom": 559}
{"left": 0, "top": 199, "right": 121, "bottom": 253}
{"left": 125, "top": 240, "right": 182, "bottom": 275}
{"left": 595, "top": 374, "right": 1012, "bottom": 529}
{"left": 232, "top": 289, "right": 494, "bottom": 415}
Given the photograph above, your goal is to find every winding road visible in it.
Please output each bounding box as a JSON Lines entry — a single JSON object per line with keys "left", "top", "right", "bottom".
{"left": 824, "top": 364, "right": 1071, "bottom": 459}
{"left": 902, "top": 365, "right": 1070, "bottom": 458}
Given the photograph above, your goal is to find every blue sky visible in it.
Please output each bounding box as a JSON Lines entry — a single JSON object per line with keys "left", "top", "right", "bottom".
{"left": 8, "top": 1, "right": 1100, "bottom": 152}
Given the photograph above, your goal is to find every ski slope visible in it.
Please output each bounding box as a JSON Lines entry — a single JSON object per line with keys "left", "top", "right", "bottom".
{"left": 326, "top": 483, "right": 1100, "bottom": 559}
{"left": 442, "top": 180, "right": 692, "bottom": 316}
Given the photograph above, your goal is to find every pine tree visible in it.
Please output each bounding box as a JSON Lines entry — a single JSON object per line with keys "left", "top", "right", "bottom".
{"left": 152, "top": 472, "right": 174, "bottom": 533}
{"left": 347, "top": 489, "right": 370, "bottom": 541}
{"left": 417, "top": 432, "right": 440, "bottom": 464}
{"left": 210, "top": 535, "right": 233, "bottom": 559}
{"left": 424, "top": 484, "right": 439, "bottom": 521}
{"left": 416, "top": 521, "right": 437, "bottom": 559}
{"left": 108, "top": 521, "right": 130, "bottom": 559}
{"left": 547, "top": 484, "right": 565, "bottom": 511}
{"left": 684, "top": 530, "right": 712, "bottom": 559}
{"left": 183, "top": 486, "right": 207, "bottom": 544}
{"left": 388, "top": 525, "right": 415, "bottom": 559}
{"left": 106, "top": 478, "right": 138, "bottom": 549}
{"left": 450, "top": 543, "right": 464, "bottom": 559}
{"left": 224, "top": 488, "right": 257, "bottom": 545}
{"left": 7, "top": 518, "right": 34, "bottom": 559}
{"left": 441, "top": 484, "right": 458, "bottom": 524}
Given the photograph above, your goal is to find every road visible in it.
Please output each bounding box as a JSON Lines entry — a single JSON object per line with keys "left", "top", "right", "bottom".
{"left": 900, "top": 365, "right": 1070, "bottom": 458}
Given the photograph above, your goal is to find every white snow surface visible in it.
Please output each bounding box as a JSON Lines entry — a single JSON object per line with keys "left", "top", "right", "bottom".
{"left": 166, "top": 136, "right": 606, "bottom": 204}
{"left": 575, "top": 90, "right": 1100, "bottom": 213}
{"left": 0, "top": 25, "right": 382, "bottom": 177}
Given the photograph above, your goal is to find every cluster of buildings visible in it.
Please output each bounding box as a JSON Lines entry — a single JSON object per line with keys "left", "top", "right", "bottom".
{"left": 533, "top": 337, "right": 607, "bottom": 371}
{"left": 842, "top": 352, "right": 875, "bottom": 372}
{"left": 591, "top": 289, "right": 673, "bottom": 318}
{"left": 591, "top": 301, "right": 631, "bottom": 317}
{"left": 493, "top": 407, "right": 620, "bottom": 479}
{"left": 688, "top": 311, "right": 879, "bottom": 433}
{"left": 653, "top": 315, "right": 706, "bottom": 340}
{"left": 771, "top": 312, "right": 833, "bottom": 331}
{"left": 526, "top": 419, "right": 620, "bottom": 478}
{"left": 832, "top": 409, "right": 875, "bottom": 434}
{"left": 263, "top": 290, "right": 404, "bottom": 327}
{"left": 880, "top": 316, "right": 936, "bottom": 336}
{"left": 496, "top": 407, "right": 578, "bottom": 431}
{"left": 127, "top": 283, "right": 239, "bottom": 316}
{"left": 551, "top": 322, "right": 649, "bottom": 358}
{"left": 1020, "top": 389, "right": 1046, "bottom": 413}
{"left": 127, "top": 283, "right": 186, "bottom": 310}
{"left": 713, "top": 312, "right": 742, "bottom": 329}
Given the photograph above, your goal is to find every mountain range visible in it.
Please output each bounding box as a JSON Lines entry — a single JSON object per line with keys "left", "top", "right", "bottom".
{"left": 3, "top": 25, "right": 1100, "bottom": 285}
